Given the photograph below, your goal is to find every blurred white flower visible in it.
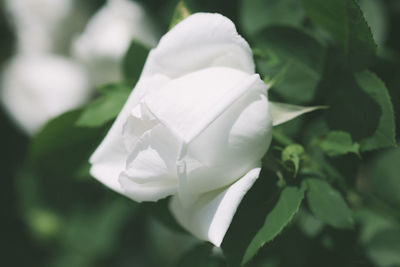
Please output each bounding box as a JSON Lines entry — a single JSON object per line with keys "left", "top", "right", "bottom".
{"left": 72, "top": 0, "right": 159, "bottom": 86}
{"left": 89, "top": 13, "right": 273, "bottom": 247}
{"left": 4, "top": 0, "right": 74, "bottom": 53}
{"left": 1, "top": 54, "right": 90, "bottom": 135}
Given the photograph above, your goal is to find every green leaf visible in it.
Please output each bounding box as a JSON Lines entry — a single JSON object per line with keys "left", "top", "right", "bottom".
{"left": 122, "top": 40, "right": 150, "bottom": 86}
{"left": 28, "top": 208, "right": 61, "bottom": 240}
{"left": 270, "top": 101, "right": 327, "bottom": 126}
{"left": 281, "top": 144, "right": 305, "bottom": 176}
{"left": 222, "top": 169, "right": 280, "bottom": 267}
{"left": 256, "top": 26, "right": 325, "bottom": 74}
{"left": 254, "top": 26, "right": 325, "bottom": 104}
{"left": 321, "top": 70, "right": 395, "bottom": 152}
{"left": 323, "top": 71, "right": 379, "bottom": 141}
{"left": 169, "top": 1, "right": 191, "bottom": 30}
{"left": 355, "top": 71, "right": 396, "bottom": 151}
{"left": 366, "top": 229, "right": 400, "bottom": 267}
{"left": 297, "top": 209, "right": 324, "bottom": 238}
{"left": 313, "top": 131, "right": 360, "bottom": 157}
{"left": 369, "top": 147, "right": 400, "bottom": 208}
{"left": 29, "top": 109, "right": 106, "bottom": 176}
{"left": 242, "top": 184, "right": 307, "bottom": 265}
{"left": 173, "top": 243, "right": 223, "bottom": 267}
{"left": 267, "top": 62, "right": 320, "bottom": 104}
{"left": 303, "top": 0, "right": 377, "bottom": 70}
{"left": 358, "top": 0, "right": 389, "bottom": 47}
{"left": 76, "top": 83, "right": 131, "bottom": 128}
{"left": 240, "top": 0, "right": 305, "bottom": 36}
{"left": 306, "top": 179, "right": 354, "bottom": 228}
{"left": 355, "top": 208, "right": 399, "bottom": 244}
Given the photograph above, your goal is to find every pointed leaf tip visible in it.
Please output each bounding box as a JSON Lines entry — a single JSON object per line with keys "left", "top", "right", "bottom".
{"left": 270, "top": 101, "right": 327, "bottom": 126}
{"left": 169, "top": 1, "right": 191, "bottom": 29}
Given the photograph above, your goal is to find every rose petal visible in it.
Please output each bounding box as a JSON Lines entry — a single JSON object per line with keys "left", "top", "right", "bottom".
{"left": 144, "top": 67, "right": 263, "bottom": 142}
{"left": 4, "top": 0, "right": 73, "bottom": 53}
{"left": 0, "top": 54, "right": 90, "bottom": 135}
{"left": 89, "top": 75, "right": 168, "bottom": 193}
{"left": 90, "top": 12, "right": 257, "bottom": 195}
{"left": 72, "top": 0, "right": 158, "bottom": 85}
{"left": 119, "top": 123, "right": 180, "bottom": 202}
{"left": 122, "top": 102, "right": 159, "bottom": 152}
{"left": 141, "top": 13, "right": 255, "bottom": 79}
{"left": 90, "top": 156, "right": 126, "bottom": 194}
{"left": 170, "top": 166, "right": 262, "bottom": 247}
{"left": 182, "top": 89, "right": 272, "bottom": 196}
{"left": 119, "top": 177, "right": 177, "bottom": 203}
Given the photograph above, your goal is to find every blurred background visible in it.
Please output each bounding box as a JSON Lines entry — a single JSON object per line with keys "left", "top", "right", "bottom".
{"left": 1, "top": 0, "right": 399, "bottom": 266}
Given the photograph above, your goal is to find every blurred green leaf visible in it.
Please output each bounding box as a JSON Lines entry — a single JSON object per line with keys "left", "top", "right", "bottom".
{"left": 358, "top": 0, "right": 388, "bottom": 47}
{"left": 256, "top": 26, "right": 325, "bottom": 73}
{"left": 366, "top": 229, "right": 400, "bottom": 267}
{"left": 28, "top": 208, "right": 62, "bottom": 240}
{"left": 173, "top": 243, "right": 223, "bottom": 267}
{"left": 301, "top": 150, "right": 348, "bottom": 190}
{"left": 144, "top": 198, "right": 187, "bottom": 234}
{"left": 355, "top": 208, "right": 399, "bottom": 244}
{"left": 149, "top": 219, "right": 197, "bottom": 266}
{"left": 306, "top": 179, "right": 354, "bottom": 228}
{"left": 50, "top": 199, "right": 133, "bottom": 267}
{"left": 355, "top": 71, "right": 396, "bottom": 151}
{"left": 240, "top": 0, "right": 305, "bottom": 36}
{"left": 376, "top": 60, "right": 400, "bottom": 140}
{"left": 369, "top": 147, "right": 400, "bottom": 208}
{"left": 242, "top": 184, "right": 307, "bottom": 265}
{"left": 255, "top": 26, "right": 325, "bottom": 104}
{"left": 76, "top": 83, "right": 131, "bottom": 128}
{"left": 30, "top": 110, "right": 106, "bottom": 176}
{"left": 297, "top": 208, "right": 324, "bottom": 238}
{"left": 265, "top": 62, "right": 320, "bottom": 104}
{"left": 281, "top": 144, "right": 305, "bottom": 176}
{"left": 303, "top": 0, "right": 377, "bottom": 70}
{"left": 313, "top": 131, "right": 360, "bottom": 157}
{"left": 169, "top": 1, "right": 191, "bottom": 30}
{"left": 122, "top": 40, "right": 150, "bottom": 86}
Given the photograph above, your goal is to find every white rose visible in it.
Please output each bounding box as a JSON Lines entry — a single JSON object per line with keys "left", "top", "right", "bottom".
{"left": 4, "top": 0, "right": 73, "bottom": 53}
{"left": 72, "top": 0, "right": 159, "bottom": 86}
{"left": 0, "top": 54, "right": 90, "bottom": 135}
{"left": 89, "top": 13, "right": 319, "bottom": 246}
{"left": 89, "top": 13, "right": 271, "bottom": 246}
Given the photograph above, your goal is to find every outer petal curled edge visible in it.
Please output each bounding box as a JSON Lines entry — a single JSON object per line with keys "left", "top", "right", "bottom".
{"left": 170, "top": 166, "right": 262, "bottom": 247}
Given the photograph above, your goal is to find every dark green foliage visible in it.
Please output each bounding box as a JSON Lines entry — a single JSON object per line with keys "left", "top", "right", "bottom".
{"left": 368, "top": 147, "right": 400, "bottom": 208}
{"left": 122, "top": 40, "right": 150, "bottom": 86}
{"left": 303, "top": 0, "right": 377, "bottom": 70}
{"left": 2, "top": 0, "right": 400, "bottom": 266}
{"left": 222, "top": 169, "right": 281, "bottom": 267}
{"left": 242, "top": 184, "right": 307, "bottom": 264}
{"left": 173, "top": 243, "right": 224, "bottom": 267}
{"left": 29, "top": 109, "right": 107, "bottom": 177}
{"left": 254, "top": 26, "right": 325, "bottom": 104}
{"left": 312, "top": 131, "right": 360, "bottom": 157}
{"left": 77, "top": 83, "right": 131, "bottom": 128}
{"left": 305, "top": 179, "right": 354, "bottom": 229}
{"left": 240, "top": 0, "right": 305, "bottom": 36}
